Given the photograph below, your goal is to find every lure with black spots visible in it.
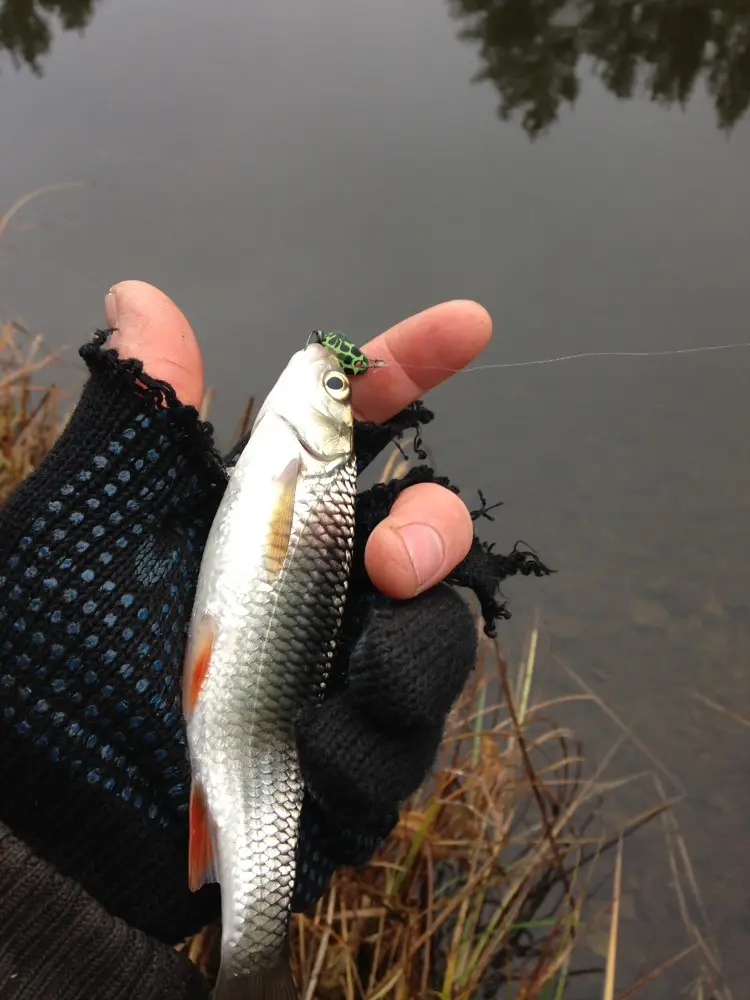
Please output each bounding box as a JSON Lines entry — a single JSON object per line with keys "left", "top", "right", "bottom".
{"left": 307, "top": 330, "right": 386, "bottom": 375}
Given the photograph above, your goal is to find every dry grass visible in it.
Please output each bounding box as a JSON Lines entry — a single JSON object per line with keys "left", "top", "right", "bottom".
{"left": 0, "top": 319, "right": 68, "bottom": 504}
{"left": 291, "top": 630, "right": 589, "bottom": 1000}
{"left": 0, "top": 186, "right": 83, "bottom": 504}
{"left": 180, "top": 618, "right": 674, "bottom": 1000}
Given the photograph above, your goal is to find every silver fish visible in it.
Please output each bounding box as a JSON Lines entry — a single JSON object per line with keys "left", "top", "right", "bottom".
{"left": 182, "top": 342, "right": 357, "bottom": 1000}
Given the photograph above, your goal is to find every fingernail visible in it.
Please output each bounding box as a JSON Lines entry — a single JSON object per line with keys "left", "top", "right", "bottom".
{"left": 397, "top": 523, "right": 445, "bottom": 593}
{"left": 104, "top": 288, "right": 118, "bottom": 329}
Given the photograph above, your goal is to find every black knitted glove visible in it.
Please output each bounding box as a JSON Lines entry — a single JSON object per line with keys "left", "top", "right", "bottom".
{"left": 0, "top": 330, "right": 551, "bottom": 978}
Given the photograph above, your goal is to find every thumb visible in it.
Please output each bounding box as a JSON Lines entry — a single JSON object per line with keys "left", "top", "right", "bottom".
{"left": 104, "top": 280, "right": 204, "bottom": 409}
{"left": 364, "top": 482, "right": 474, "bottom": 599}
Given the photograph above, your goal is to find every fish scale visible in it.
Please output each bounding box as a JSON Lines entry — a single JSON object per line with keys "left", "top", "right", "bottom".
{"left": 183, "top": 342, "right": 357, "bottom": 999}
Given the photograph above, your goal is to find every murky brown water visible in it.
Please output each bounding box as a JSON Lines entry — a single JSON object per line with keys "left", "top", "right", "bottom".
{"left": 2, "top": 2, "right": 750, "bottom": 996}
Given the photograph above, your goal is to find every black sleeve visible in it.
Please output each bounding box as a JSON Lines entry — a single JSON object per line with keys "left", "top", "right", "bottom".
{"left": 0, "top": 822, "right": 209, "bottom": 1000}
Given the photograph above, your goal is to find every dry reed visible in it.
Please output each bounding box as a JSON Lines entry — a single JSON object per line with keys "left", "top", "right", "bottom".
{"left": 180, "top": 610, "right": 664, "bottom": 1000}
{"left": 0, "top": 319, "right": 68, "bottom": 504}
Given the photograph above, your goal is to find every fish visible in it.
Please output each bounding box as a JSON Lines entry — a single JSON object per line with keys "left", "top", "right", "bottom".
{"left": 182, "top": 341, "right": 357, "bottom": 1000}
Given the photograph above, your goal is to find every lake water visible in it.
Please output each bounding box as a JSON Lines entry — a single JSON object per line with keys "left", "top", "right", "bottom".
{"left": 2, "top": 2, "right": 749, "bottom": 997}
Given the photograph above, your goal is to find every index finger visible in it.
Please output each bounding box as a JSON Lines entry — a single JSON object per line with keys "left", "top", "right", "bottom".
{"left": 350, "top": 300, "right": 493, "bottom": 425}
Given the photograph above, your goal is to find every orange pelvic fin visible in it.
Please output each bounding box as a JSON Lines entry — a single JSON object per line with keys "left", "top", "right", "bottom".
{"left": 188, "top": 780, "right": 219, "bottom": 891}
{"left": 183, "top": 615, "right": 215, "bottom": 717}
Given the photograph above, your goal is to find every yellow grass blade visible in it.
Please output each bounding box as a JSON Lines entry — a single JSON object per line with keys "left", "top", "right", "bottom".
{"left": 0, "top": 183, "right": 82, "bottom": 242}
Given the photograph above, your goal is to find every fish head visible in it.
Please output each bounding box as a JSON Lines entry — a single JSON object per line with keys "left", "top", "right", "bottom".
{"left": 252, "top": 342, "right": 353, "bottom": 464}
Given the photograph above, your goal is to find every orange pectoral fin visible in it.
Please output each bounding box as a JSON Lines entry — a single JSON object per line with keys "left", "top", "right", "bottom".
{"left": 183, "top": 617, "right": 214, "bottom": 717}
{"left": 188, "top": 781, "right": 219, "bottom": 891}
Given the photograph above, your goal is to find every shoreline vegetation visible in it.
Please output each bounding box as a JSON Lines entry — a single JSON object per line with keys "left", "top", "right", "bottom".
{"left": 1, "top": 191, "right": 733, "bottom": 1000}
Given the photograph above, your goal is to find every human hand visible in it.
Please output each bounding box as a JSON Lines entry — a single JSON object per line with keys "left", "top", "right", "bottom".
{"left": 102, "top": 281, "right": 487, "bottom": 598}
{"left": 0, "top": 281, "right": 541, "bottom": 965}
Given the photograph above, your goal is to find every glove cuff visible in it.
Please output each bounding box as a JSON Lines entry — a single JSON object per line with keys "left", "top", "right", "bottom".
{"left": 0, "top": 822, "right": 208, "bottom": 1000}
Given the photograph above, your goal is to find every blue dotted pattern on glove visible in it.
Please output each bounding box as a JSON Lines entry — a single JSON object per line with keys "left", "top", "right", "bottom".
{"left": 0, "top": 415, "right": 210, "bottom": 825}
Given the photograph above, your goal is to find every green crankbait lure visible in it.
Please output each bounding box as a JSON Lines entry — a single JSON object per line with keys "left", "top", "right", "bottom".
{"left": 306, "top": 330, "right": 386, "bottom": 375}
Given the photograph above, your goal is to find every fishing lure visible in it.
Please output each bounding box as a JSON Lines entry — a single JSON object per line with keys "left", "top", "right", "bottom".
{"left": 306, "top": 330, "right": 386, "bottom": 375}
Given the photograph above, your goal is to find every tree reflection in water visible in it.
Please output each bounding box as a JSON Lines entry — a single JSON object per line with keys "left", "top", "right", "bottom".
{"left": 1, "top": 0, "right": 98, "bottom": 75}
{"left": 2, "top": 2, "right": 750, "bottom": 137}
{"left": 449, "top": 0, "right": 750, "bottom": 138}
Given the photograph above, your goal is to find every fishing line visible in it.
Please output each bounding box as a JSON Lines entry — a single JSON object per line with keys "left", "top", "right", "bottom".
{"left": 310, "top": 329, "right": 750, "bottom": 380}
{"left": 370, "top": 341, "right": 750, "bottom": 376}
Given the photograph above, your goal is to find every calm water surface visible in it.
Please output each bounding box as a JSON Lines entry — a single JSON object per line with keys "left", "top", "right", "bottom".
{"left": 2, "top": 2, "right": 750, "bottom": 996}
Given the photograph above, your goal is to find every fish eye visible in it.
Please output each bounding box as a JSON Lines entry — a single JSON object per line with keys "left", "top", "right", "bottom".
{"left": 323, "top": 371, "right": 350, "bottom": 401}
